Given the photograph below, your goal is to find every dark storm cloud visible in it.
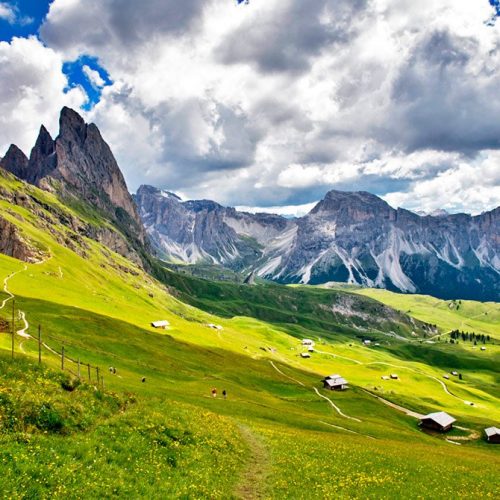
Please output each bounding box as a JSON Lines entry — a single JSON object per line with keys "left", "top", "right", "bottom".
{"left": 251, "top": 98, "right": 312, "bottom": 131}
{"left": 389, "top": 29, "right": 500, "bottom": 154}
{"left": 217, "top": 0, "right": 367, "bottom": 74}
{"left": 146, "top": 98, "right": 261, "bottom": 180}
{"left": 41, "top": 0, "right": 208, "bottom": 52}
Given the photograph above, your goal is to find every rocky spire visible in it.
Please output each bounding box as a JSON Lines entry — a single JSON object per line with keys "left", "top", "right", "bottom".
{"left": 0, "top": 144, "right": 29, "bottom": 179}
{"left": 1, "top": 107, "right": 146, "bottom": 246}
{"left": 27, "top": 125, "right": 57, "bottom": 184}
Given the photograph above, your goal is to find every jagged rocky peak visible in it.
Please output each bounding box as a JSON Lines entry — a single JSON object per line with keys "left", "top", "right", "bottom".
{"left": 184, "top": 199, "right": 222, "bottom": 212}
{"left": 310, "top": 189, "right": 395, "bottom": 221}
{"left": 26, "top": 125, "right": 57, "bottom": 185}
{"left": 136, "top": 184, "right": 161, "bottom": 196}
{"left": 136, "top": 185, "right": 181, "bottom": 202}
{"left": 32, "top": 125, "right": 55, "bottom": 157}
{"left": 0, "top": 144, "right": 29, "bottom": 180}
{"left": 59, "top": 106, "right": 88, "bottom": 142}
{"left": 1, "top": 107, "right": 145, "bottom": 245}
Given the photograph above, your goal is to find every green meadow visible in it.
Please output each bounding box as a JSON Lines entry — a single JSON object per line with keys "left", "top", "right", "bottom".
{"left": 0, "top": 172, "right": 499, "bottom": 498}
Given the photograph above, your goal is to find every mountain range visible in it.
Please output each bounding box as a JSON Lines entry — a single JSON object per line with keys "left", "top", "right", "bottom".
{"left": 1, "top": 108, "right": 498, "bottom": 301}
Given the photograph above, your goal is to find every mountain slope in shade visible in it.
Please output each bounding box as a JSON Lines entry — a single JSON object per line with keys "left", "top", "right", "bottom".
{"left": 0, "top": 108, "right": 145, "bottom": 247}
{"left": 134, "top": 185, "right": 295, "bottom": 271}
{"left": 136, "top": 186, "right": 499, "bottom": 301}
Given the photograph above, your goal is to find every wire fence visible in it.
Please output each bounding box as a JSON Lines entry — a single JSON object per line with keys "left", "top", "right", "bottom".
{"left": 0, "top": 308, "right": 107, "bottom": 389}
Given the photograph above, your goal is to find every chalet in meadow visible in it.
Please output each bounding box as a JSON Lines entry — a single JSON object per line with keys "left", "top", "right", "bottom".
{"left": 151, "top": 320, "right": 170, "bottom": 329}
{"left": 419, "top": 411, "right": 456, "bottom": 432}
{"left": 484, "top": 427, "right": 500, "bottom": 444}
{"left": 323, "top": 374, "right": 348, "bottom": 391}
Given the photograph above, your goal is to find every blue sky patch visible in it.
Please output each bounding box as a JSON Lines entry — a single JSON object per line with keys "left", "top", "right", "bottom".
{"left": 63, "top": 56, "right": 113, "bottom": 111}
{"left": 0, "top": 0, "right": 52, "bottom": 41}
{"left": 486, "top": 0, "right": 500, "bottom": 25}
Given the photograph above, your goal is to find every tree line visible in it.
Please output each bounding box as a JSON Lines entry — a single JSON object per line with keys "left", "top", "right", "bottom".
{"left": 449, "top": 330, "right": 490, "bottom": 344}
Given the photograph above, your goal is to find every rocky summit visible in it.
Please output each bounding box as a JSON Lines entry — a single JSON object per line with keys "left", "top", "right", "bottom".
{"left": 136, "top": 186, "right": 499, "bottom": 301}
{"left": 0, "top": 108, "right": 145, "bottom": 248}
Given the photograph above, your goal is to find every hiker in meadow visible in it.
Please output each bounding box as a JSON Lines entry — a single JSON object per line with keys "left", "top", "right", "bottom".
{"left": 222, "top": 389, "right": 227, "bottom": 399}
{"left": 211, "top": 387, "right": 217, "bottom": 398}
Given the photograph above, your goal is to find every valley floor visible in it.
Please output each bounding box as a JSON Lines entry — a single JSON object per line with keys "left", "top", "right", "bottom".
{"left": 0, "top": 256, "right": 499, "bottom": 498}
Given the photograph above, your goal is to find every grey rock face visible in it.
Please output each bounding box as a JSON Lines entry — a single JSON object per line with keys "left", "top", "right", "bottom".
{"left": 137, "top": 187, "right": 499, "bottom": 301}
{"left": 0, "top": 145, "right": 29, "bottom": 180}
{"left": 1, "top": 107, "right": 146, "bottom": 253}
{"left": 0, "top": 215, "right": 47, "bottom": 263}
{"left": 135, "top": 185, "right": 295, "bottom": 270}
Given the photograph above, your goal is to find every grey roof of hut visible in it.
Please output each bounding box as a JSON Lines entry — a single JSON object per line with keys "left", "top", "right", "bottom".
{"left": 485, "top": 426, "right": 500, "bottom": 438}
{"left": 151, "top": 320, "right": 170, "bottom": 327}
{"left": 421, "top": 411, "right": 456, "bottom": 427}
{"left": 324, "top": 376, "right": 348, "bottom": 387}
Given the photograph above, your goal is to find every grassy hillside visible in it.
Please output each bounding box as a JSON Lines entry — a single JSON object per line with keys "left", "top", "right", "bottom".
{"left": 352, "top": 287, "right": 500, "bottom": 338}
{"left": 0, "top": 172, "right": 499, "bottom": 497}
{"left": 152, "top": 265, "right": 431, "bottom": 341}
{"left": 0, "top": 353, "right": 246, "bottom": 498}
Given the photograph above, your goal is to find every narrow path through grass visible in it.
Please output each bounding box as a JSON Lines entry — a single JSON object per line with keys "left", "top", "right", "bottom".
{"left": 269, "top": 361, "right": 305, "bottom": 386}
{"left": 234, "top": 425, "right": 269, "bottom": 500}
{"left": 313, "top": 387, "right": 361, "bottom": 422}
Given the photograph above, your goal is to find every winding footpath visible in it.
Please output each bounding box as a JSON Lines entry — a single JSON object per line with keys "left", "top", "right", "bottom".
{"left": 0, "top": 266, "right": 27, "bottom": 310}
{"left": 268, "top": 360, "right": 362, "bottom": 423}
{"left": 313, "top": 387, "right": 361, "bottom": 422}
{"left": 269, "top": 361, "right": 305, "bottom": 387}
{"left": 1, "top": 259, "right": 51, "bottom": 346}
{"left": 1, "top": 266, "right": 32, "bottom": 341}
{"left": 234, "top": 425, "right": 269, "bottom": 500}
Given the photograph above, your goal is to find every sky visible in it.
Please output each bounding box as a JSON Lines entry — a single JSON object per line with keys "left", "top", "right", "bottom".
{"left": 1, "top": 1, "right": 500, "bottom": 216}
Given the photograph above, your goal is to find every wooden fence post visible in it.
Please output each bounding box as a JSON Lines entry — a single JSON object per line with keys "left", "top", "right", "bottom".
{"left": 88, "top": 363, "right": 91, "bottom": 381}
{"left": 61, "top": 344, "right": 65, "bottom": 370}
{"left": 38, "top": 325, "right": 42, "bottom": 364}
{"left": 96, "top": 366, "right": 100, "bottom": 387}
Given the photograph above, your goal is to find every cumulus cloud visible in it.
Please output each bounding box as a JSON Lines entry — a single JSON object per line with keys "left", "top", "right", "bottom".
{"left": 217, "top": 0, "right": 367, "bottom": 75}
{"left": 0, "top": 0, "right": 497, "bottom": 214}
{"left": 40, "top": 0, "right": 208, "bottom": 61}
{"left": 82, "top": 65, "right": 106, "bottom": 88}
{"left": 383, "top": 152, "right": 500, "bottom": 214}
{"left": 0, "top": 3, "right": 16, "bottom": 23}
{"left": 0, "top": 36, "right": 86, "bottom": 155}
{"left": 0, "top": 2, "right": 33, "bottom": 26}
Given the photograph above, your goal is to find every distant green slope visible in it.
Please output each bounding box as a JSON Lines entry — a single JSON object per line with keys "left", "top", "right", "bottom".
{"left": 352, "top": 287, "right": 500, "bottom": 338}
{"left": 151, "top": 264, "right": 430, "bottom": 341}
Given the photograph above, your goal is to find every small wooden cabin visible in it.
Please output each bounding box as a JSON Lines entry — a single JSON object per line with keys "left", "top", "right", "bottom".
{"left": 484, "top": 427, "right": 500, "bottom": 444}
{"left": 323, "top": 374, "right": 348, "bottom": 391}
{"left": 419, "top": 412, "right": 456, "bottom": 432}
{"left": 151, "top": 320, "right": 170, "bottom": 329}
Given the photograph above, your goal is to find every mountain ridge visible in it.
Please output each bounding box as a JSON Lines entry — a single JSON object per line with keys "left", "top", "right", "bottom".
{"left": 1, "top": 108, "right": 497, "bottom": 301}
{"left": 136, "top": 184, "right": 499, "bottom": 301}
{"left": 0, "top": 107, "right": 147, "bottom": 264}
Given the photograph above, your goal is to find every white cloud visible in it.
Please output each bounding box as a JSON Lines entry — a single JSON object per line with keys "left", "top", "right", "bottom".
{"left": 0, "top": 3, "right": 15, "bottom": 23}
{"left": 0, "top": 37, "right": 86, "bottom": 155}
{"left": 235, "top": 202, "right": 319, "bottom": 218}
{"left": 0, "top": 0, "right": 497, "bottom": 214}
{"left": 0, "top": 2, "right": 33, "bottom": 26}
{"left": 82, "top": 64, "right": 106, "bottom": 88}
{"left": 383, "top": 151, "right": 500, "bottom": 215}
